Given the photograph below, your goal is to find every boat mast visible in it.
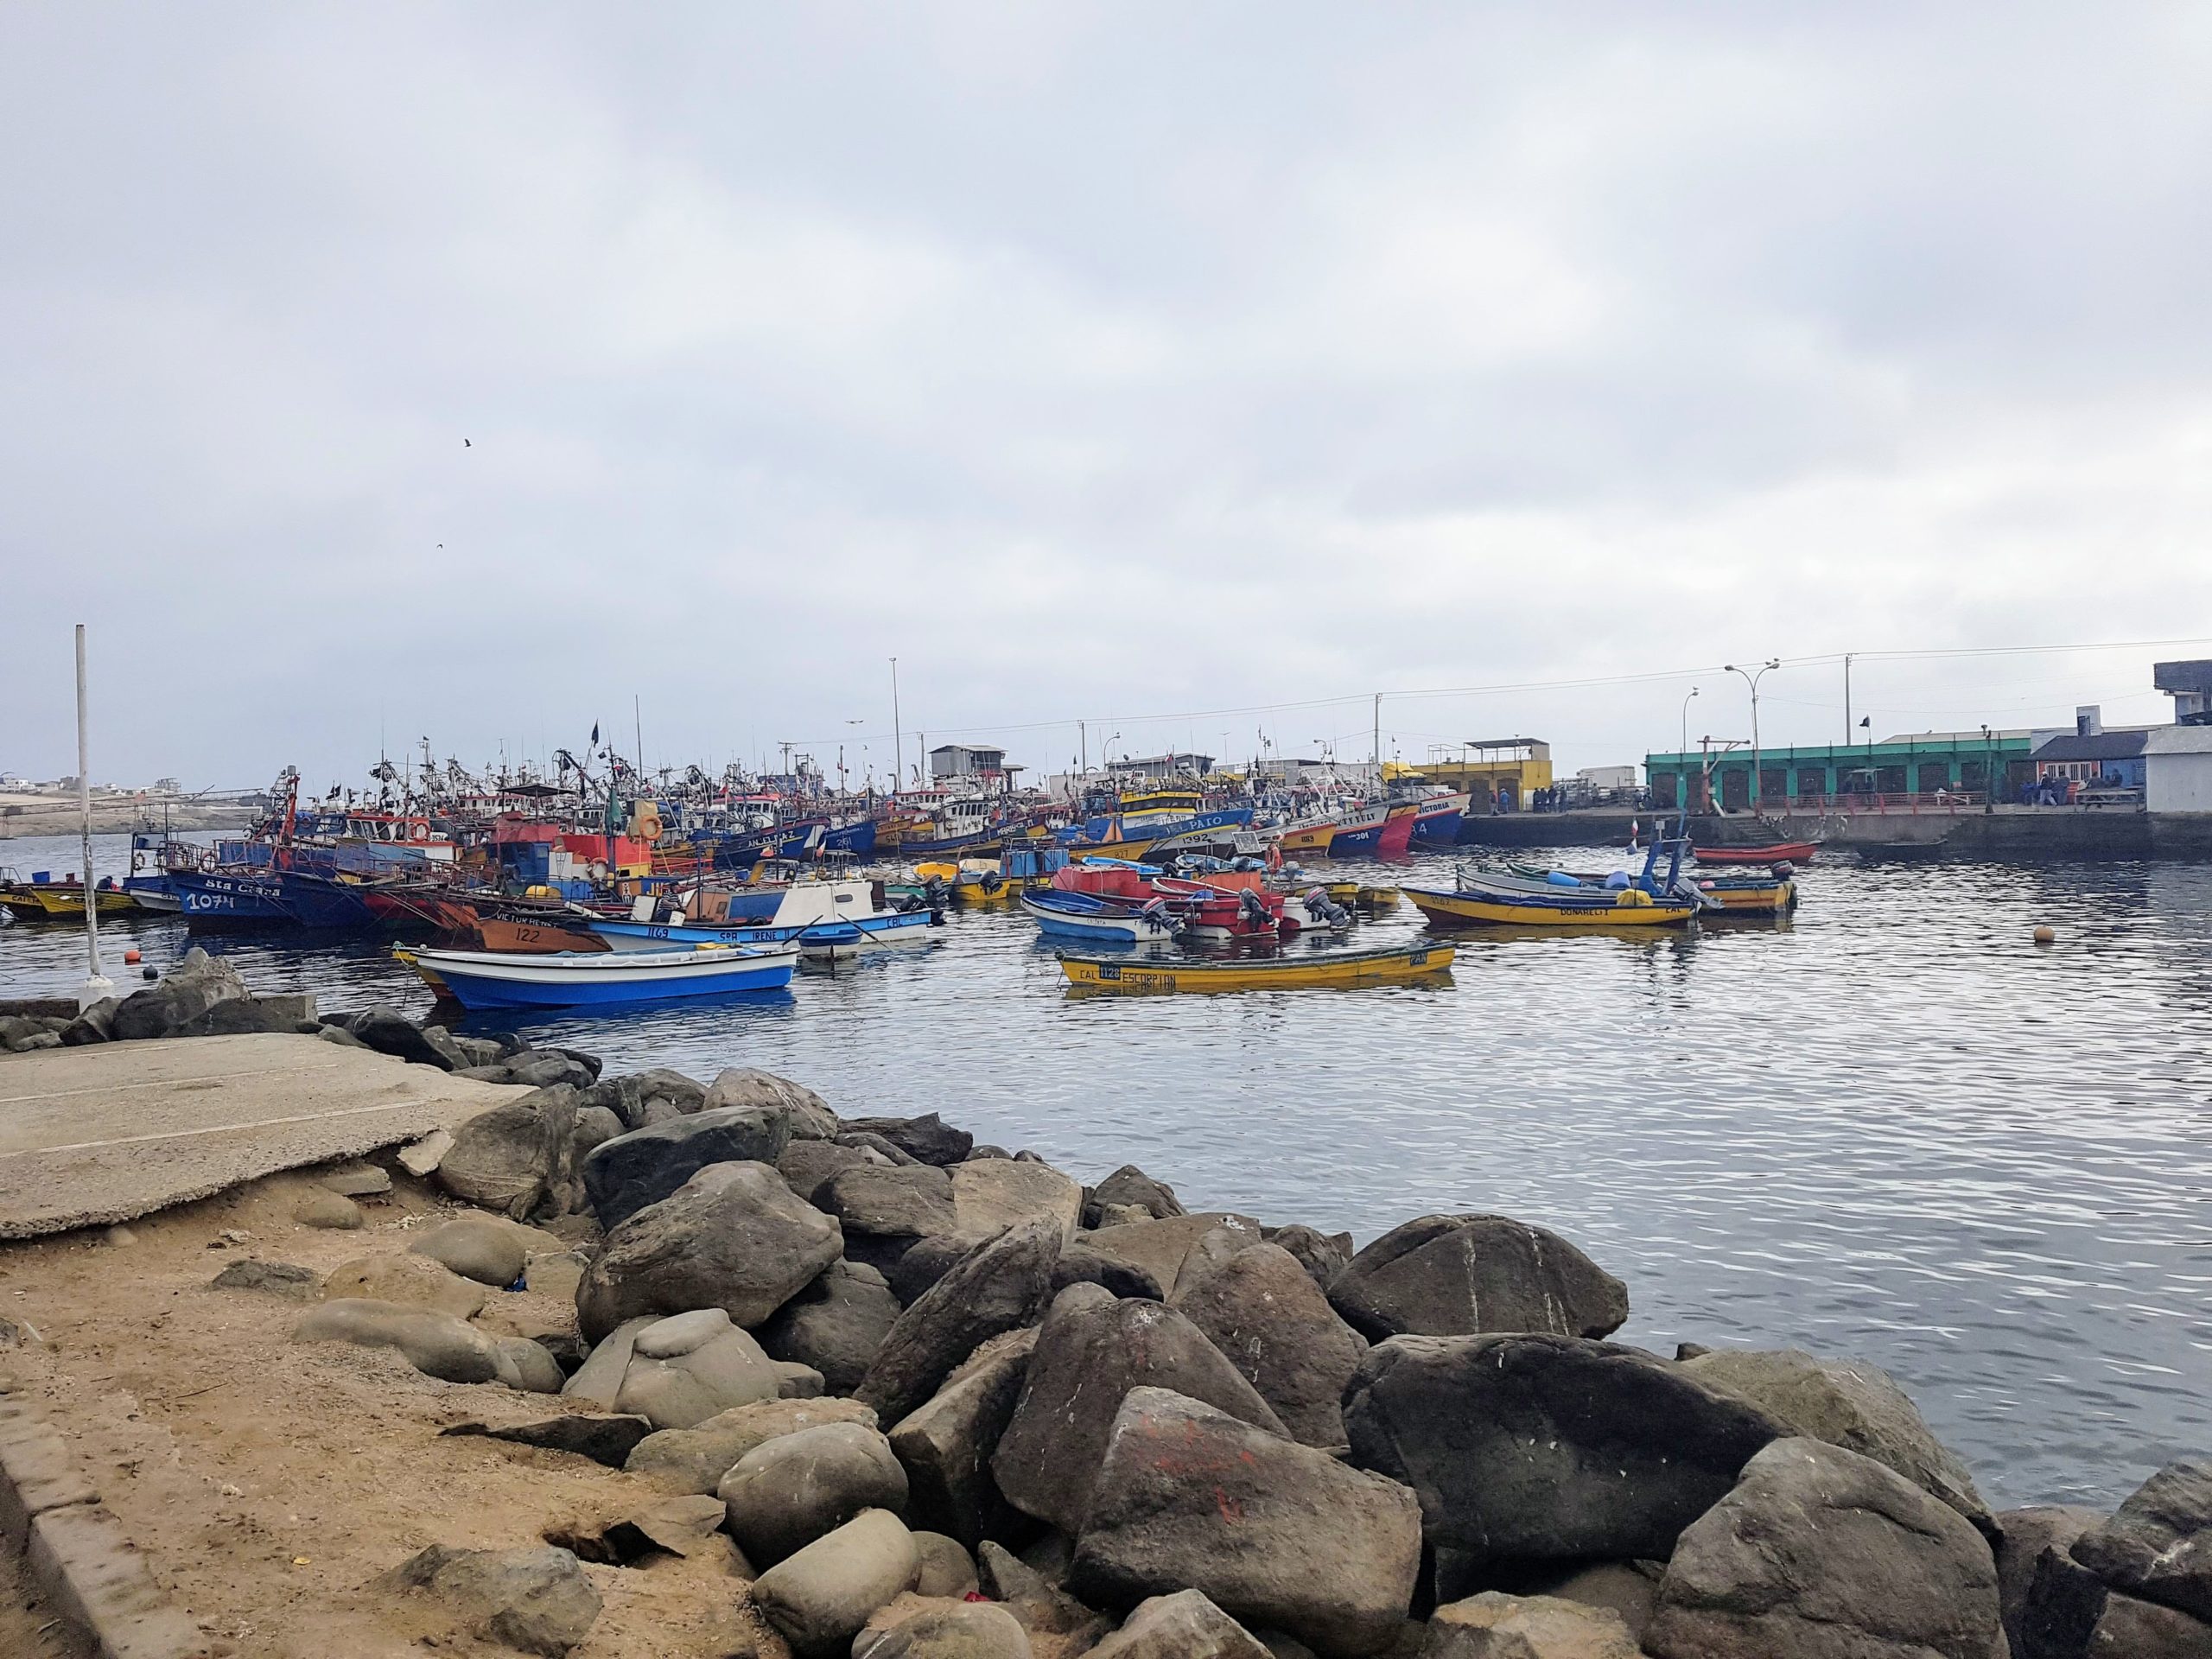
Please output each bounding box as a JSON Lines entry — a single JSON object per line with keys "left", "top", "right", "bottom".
{"left": 891, "top": 657, "right": 903, "bottom": 801}
{"left": 73, "top": 624, "right": 110, "bottom": 1008}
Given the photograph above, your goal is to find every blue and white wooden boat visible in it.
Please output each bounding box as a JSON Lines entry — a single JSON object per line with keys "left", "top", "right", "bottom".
{"left": 1020, "top": 889, "right": 1180, "bottom": 944}
{"left": 402, "top": 942, "right": 800, "bottom": 1008}
{"left": 589, "top": 880, "right": 938, "bottom": 959}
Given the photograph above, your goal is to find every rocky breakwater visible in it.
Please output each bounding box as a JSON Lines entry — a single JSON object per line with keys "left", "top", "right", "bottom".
{"left": 232, "top": 1022, "right": 2204, "bottom": 1657}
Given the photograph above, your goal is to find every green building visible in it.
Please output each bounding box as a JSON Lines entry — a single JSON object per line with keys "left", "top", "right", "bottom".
{"left": 1643, "top": 731, "right": 2038, "bottom": 811}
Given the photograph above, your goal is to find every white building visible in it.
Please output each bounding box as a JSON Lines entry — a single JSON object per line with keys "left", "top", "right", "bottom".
{"left": 2145, "top": 726, "right": 2212, "bottom": 813}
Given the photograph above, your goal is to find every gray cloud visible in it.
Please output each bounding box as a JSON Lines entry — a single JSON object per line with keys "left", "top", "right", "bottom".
{"left": 3, "top": 3, "right": 2209, "bottom": 788}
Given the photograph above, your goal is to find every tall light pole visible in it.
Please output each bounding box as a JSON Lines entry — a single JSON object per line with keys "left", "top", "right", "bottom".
{"left": 1724, "top": 658, "right": 1782, "bottom": 810}
{"left": 889, "top": 658, "right": 902, "bottom": 797}
{"left": 74, "top": 624, "right": 111, "bottom": 1009}
{"left": 1678, "top": 686, "right": 1700, "bottom": 815}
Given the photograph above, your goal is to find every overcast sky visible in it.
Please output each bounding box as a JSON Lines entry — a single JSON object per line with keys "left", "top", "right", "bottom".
{"left": 5, "top": 3, "right": 2211, "bottom": 791}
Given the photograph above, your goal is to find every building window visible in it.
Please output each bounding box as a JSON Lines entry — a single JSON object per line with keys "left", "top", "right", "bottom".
{"left": 1759, "top": 768, "right": 1787, "bottom": 802}
{"left": 1794, "top": 768, "right": 1827, "bottom": 798}
{"left": 1960, "top": 760, "right": 1988, "bottom": 791}
{"left": 1876, "top": 766, "right": 1908, "bottom": 793}
{"left": 1652, "top": 773, "right": 1678, "bottom": 808}
{"left": 1917, "top": 762, "right": 1950, "bottom": 793}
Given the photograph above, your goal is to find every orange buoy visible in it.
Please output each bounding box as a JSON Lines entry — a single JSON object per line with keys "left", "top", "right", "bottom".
{"left": 124, "top": 948, "right": 142, "bottom": 964}
{"left": 2033, "top": 925, "right": 2056, "bottom": 945}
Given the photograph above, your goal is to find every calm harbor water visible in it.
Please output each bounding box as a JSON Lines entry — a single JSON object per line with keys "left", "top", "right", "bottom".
{"left": 4, "top": 830, "right": 2209, "bottom": 1509}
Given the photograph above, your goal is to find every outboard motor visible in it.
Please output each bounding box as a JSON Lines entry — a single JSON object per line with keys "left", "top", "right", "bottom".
{"left": 1302, "top": 887, "right": 1351, "bottom": 931}
{"left": 1238, "top": 888, "right": 1271, "bottom": 931}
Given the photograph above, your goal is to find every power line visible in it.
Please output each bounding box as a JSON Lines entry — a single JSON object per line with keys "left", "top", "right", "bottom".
{"left": 777, "top": 632, "right": 2212, "bottom": 748}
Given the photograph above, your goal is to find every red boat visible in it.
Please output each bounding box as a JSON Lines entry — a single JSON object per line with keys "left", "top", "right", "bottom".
{"left": 1690, "top": 842, "right": 1817, "bottom": 867}
{"left": 1052, "top": 864, "right": 1293, "bottom": 939}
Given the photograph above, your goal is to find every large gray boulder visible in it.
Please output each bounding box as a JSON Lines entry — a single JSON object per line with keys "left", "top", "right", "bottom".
{"left": 719, "top": 1421, "right": 909, "bottom": 1566}
{"left": 995, "top": 1286, "right": 1289, "bottom": 1536}
{"left": 750, "top": 1508, "right": 918, "bottom": 1657}
{"left": 581, "top": 1106, "right": 792, "bottom": 1229}
{"left": 625, "top": 1396, "right": 878, "bottom": 1494}
{"left": 1084, "top": 1212, "right": 1264, "bottom": 1292}
{"left": 1682, "top": 1347, "right": 1987, "bottom": 1525}
{"left": 437, "top": 1086, "right": 586, "bottom": 1221}
{"left": 1087, "top": 1591, "right": 1268, "bottom": 1658}
{"left": 823, "top": 1164, "right": 957, "bottom": 1242}
{"left": 1645, "top": 1438, "right": 2005, "bottom": 1659}
{"left": 1071, "top": 1387, "right": 1421, "bottom": 1657}
{"left": 842, "top": 1112, "right": 972, "bottom": 1165}
{"left": 111, "top": 948, "right": 249, "bottom": 1040}
{"left": 2014, "top": 1540, "right": 2212, "bottom": 1659}
{"left": 350, "top": 1005, "right": 467, "bottom": 1069}
{"left": 1266, "top": 1224, "right": 1353, "bottom": 1294}
{"left": 612, "top": 1311, "right": 784, "bottom": 1429}
{"left": 856, "top": 1214, "right": 1065, "bottom": 1425}
{"left": 1172, "top": 1241, "right": 1367, "bottom": 1447}
{"left": 2071, "top": 1459, "right": 2212, "bottom": 1622}
{"left": 292, "top": 1299, "right": 499, "bottom": 1383}
{"left": 1426, "top": 1592, "right": 1640, "bottom": 1657}
{"left": 1086, "top": 1165, "right": 1186, "bottom": 1224}
{"left": 889, "top": 1328, "right": 1038, "bottom": 1546}
{"left": 704, "top": 1066, "right": 839, "bottom": 1138}
{"left": 758, "top": 1259, "right": 903, "bottom": 1396}
{"left": 1993, "top": 1506, "right": 2102, "bottom": 1656}
{"left": 323, "top": 1255, "right": 487, "bottom": 1319}
{"left": 1327, "top": 1215, "right": 1628, "bottom": 1342}
{"left": 951, "top": 1160, "right": 1084, "bottom": 1248}
{"left": 1344, "top": 1333, "right": 1783, "bottom": 1564}
{"left": 575, "top": 1161, "right": 842, "bottom": 1341}
{"left": 779, "top": 1138, "right": 877, "bottom": 1205}
{"left": 378, "top": 1544, "right": 601, "bottom": 1657}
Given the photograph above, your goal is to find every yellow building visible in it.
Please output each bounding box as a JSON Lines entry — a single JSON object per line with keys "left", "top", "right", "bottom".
{"left": 1391, "top": 738, "right": 1554, "bottom": 810}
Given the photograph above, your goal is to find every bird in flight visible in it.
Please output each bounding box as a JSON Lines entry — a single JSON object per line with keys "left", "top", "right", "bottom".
{"left": 464, "top": 438, "right": 472, "bottom": 448}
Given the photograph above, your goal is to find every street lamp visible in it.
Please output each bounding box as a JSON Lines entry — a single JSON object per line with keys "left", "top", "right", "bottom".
{"left": 1679, "top": 687, "right": 1699, "bottom": 806}
{"left": 1723, "top": 659, "right": 1782, "bottom": 810}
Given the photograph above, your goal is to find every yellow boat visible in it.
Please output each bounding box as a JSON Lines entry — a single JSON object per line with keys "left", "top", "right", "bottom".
{"left": 1356, "top": 885, "right": 1400, "bottom": 911}
{"left": 1060, "top": 942, "right": 1454, "bottom": 994}
{"left": 1404, "top": 885, "right": 1695, "bottom": 928}
{"left": 1275, "top": 820, "right": 1338, "bottom": 855}
{"left": 3, "top": 883, "right": 139, "bottom": 920}
{"left": 1691, "top": 877, "right": 1796, "bottom": 914}
{"left": 917, "top": 859, "right": 1021, "bottom": 906}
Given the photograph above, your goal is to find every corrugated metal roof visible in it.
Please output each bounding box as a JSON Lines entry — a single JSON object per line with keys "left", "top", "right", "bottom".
{"left": 2031, "top": 731, "right": 2148, "bottom": 762}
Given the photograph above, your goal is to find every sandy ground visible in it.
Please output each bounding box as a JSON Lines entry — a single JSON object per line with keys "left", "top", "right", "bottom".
{"left": 0, "top": 1164, "right": 780, "bottom": 1659}
{"left": 0, "top": 1543, "right": 88, "bottom": 1659}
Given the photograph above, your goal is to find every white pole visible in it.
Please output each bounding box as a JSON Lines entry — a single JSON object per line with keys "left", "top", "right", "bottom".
{"left": 75, "top": 624, "right": 112, "bottom": 1009}
{"left": 890, "top": 658, "right": 902, "bottom": 800}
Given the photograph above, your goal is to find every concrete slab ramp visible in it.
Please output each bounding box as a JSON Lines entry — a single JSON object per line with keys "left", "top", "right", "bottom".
{"left": 0, "top": 1033, "right": 523, "bottom": 1238}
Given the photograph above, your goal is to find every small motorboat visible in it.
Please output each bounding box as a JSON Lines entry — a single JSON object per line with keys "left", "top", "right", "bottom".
{"left": 1020, "top": 888, "right": 1180, "bottom": 944}
{"left": 399, "top": 942, "right": 800, "bottom": 1008}
{"left": 1690, "top": 841, "right": 1818, "bottom": 866}
{"left": 1058, "top": 941, "right": 1454, "bottom": 994}
{"left": 1408, "top": 830, "right": 1701, "bottom": 928}
{"left": 1508, "top": 861, "right": 1797, "bottom": 915}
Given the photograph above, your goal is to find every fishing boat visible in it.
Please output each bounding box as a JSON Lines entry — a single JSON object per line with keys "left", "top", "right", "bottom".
{"left": 1327, "top": 800, "right": 1420, "bottom": 859}
{"left": 400, "top": 941, "right": 800, "bottom": 1008}
{"left": 0, "top": 874, "right": 138, "bottom": 921}
{"left": 1065, "top": 785, "right": 1255, "bottom": 864}
{"left": 476, "top": 914, "right": 610, "bottom": 954}
{"left": 1407, "top": 834, "right": 1700, "bottom": 928}
{"left": 1059, "top": 941, "right": 1454, "bottom": 994}
{"left": 1020, "top": 889, "right": 1180, "bottom": 944}
{"left": 1508, "top": 861, "right": 1798, "bottom": 915}
{"left": 1407, "top": 790, "right": 1472, "bottom": 849}
{"left": 1273, "top": 815, "right": 1339, "bottom": 856}
{"left": 587, "top": 880, "right": 938, "bottom": 957}
{"left": 1691, "top": 840, "right": 1818, "bottom": 866}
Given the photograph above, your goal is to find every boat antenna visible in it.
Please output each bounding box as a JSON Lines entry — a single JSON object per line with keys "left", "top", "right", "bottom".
{"left": 73, "top": 624, "right": 111, "bottom": 1009}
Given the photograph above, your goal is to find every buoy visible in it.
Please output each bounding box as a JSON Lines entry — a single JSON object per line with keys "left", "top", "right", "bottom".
{"left": 2033, "top": 925, "right": 2056, "bottom": 945}
{"left": 142, "top": 965, "right": 158, "bottom": 981}
{"left": 124, "top": 948, "right": 141, "bottom": 964}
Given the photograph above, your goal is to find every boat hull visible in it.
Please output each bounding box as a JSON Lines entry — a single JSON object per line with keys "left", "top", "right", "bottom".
{"left": 404, "top": 944, "right": 799, "bottom": 1008}
{"left": 1329, "top": 803, "right": 1420, "bottom": 859}
{"left": 1021, "top": 892, "right": 1178, "bottom": 944}
{"left": 1060, "top": 942, "right": 1453, "bottom": 994}
{"left": 590, "top": 909, "right": 934, "bottom": 953}
{"left": 1405, "top": 885, "right": 1694, "bottom": 928}
{"left": 170, "top": 871, "right": 295, "bottom": 925}
{"left": 1275, "top": 822, "right": 1338, "bottom": 855}
{"left": 1692, "top": 842, "right": 1817, "bottom": 866}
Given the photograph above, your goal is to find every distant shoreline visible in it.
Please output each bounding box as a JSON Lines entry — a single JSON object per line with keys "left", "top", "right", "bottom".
{"left": 0, "top": 802, "right": 257, "bottom": 841}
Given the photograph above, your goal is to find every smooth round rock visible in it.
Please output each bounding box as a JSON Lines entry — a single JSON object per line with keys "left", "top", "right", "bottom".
{"left": 295, "top": 1190, "right": 365, "bottom": 1230}
{"left": 410, "top": 1217, "right": 531, "bottom": 1287}
{"left": 634, "top": 1308, "right": 734, "bottom": 1359}
{"left": 719, "top": 1421, "right": 910, "bottom": 1566}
